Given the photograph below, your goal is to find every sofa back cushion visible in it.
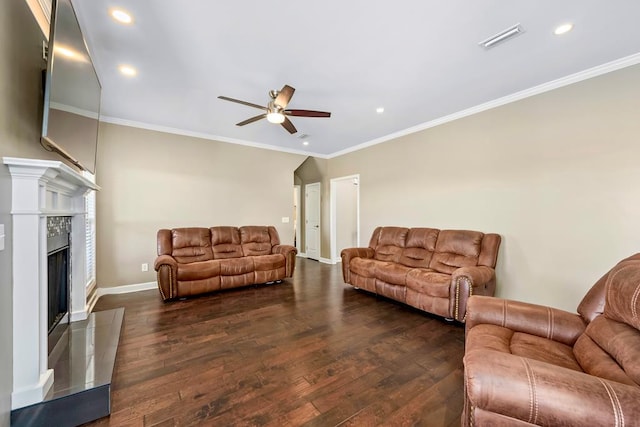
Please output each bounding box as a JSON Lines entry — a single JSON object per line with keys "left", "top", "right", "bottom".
{"left": 170, "top": 228, "right": 213, "bottom": 263}
{"left": 574, "top": 256, "right": 640, "bottom": 386}
{"left": 210, "top": 226, "right": 243, "bottom": 259}
{"left": 240, "top": 226, "right": 279, "bottom": 256}
{"left": 371, "top": 227, "right": 408, "bottom": 263}
{"left": 429, "top": 230, "right": 483, "bottom": 274}
{"left": 399, "top": 228, "right": 439, "bottom": 268}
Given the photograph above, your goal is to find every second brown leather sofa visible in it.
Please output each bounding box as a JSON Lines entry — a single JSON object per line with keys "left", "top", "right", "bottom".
{"left": 341, "top": 226, "right": 501, "bottom": 322}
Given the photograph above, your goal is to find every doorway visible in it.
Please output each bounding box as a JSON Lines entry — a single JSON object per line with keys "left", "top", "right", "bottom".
{"left": 304, "top": 182, "right": 321, "bottom": 260}
{"left": 330, "top": 175, "right": 360, "bottom": 262}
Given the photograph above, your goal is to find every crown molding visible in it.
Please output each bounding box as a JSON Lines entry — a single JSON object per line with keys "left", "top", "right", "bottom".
{"left": 327, "top": 52, "right": 640, "bottom": 159}
{"left": 99, "top": 116, "right": 329, "bottom": 159}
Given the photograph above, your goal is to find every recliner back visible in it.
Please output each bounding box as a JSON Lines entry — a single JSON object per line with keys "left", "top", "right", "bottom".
{"left": 210, "top": 226, "right": 243, "bottom": 259}
{"left": 157, "top": 226, "right": 282, "bottom": 261}
{"left": 573, "top": 255, "right": 640, "bottom": 387}
{"left": 158, "top": 227, "right": 213, "bottom": 263}
{"left": 240, "top": 226, "right": 280, "bottom": 256}
{"left": 367, "top": 226, "right": 501, "bottom": 272}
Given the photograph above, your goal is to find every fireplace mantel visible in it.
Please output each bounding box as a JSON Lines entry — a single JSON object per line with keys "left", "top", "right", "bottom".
{"left": 3, "top": 157, "right": 99, "bottom": 409}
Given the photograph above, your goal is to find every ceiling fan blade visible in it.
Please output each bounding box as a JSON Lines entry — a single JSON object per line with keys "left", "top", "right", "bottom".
{"left": 281, "top": 117, "right": 297, "bottom": 134}
{"left": 218, "top": 96, "right": 266, "bottom": 111}
{"left": 274, "top": 85, "right": 295, "bottom": 109}
{"left": 285, "top": 109, "right": 331, "bottom": 118}
{"left": 236, "top": 114, "right": 266, "bottom": 126}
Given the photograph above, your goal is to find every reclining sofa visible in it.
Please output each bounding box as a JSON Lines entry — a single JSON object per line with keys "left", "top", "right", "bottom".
{"left": 155, "top": 226, "right": 297, "bottom": 301}
{"left": 463, "top": 253, "right": 640, "bottom": 426}
{"left": 340, "top": 226, "right": 501, "bottom": 322}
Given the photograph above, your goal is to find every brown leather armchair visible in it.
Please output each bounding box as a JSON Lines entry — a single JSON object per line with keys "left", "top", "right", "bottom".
{"left": 462, "top": 254, "right": 640, "bottom": 426}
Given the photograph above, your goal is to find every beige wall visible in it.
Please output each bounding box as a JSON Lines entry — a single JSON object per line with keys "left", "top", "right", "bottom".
{"left": 95, "top": 123, "right": 306, "bottom": 287}
{"left": 327, "top": 64, "right": 640, "bottom": 312}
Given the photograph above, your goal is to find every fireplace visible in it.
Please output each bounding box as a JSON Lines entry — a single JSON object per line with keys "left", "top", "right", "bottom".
{"left": 47, "top": 216, "right": 72, "bottom": 352}
{"left": 3, "top": 157, "right": 99, "bottom": 409}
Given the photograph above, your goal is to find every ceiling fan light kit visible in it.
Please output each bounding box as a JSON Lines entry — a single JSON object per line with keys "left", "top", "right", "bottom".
{"left": 267, "top": 112, "right": 285, "bottom": 124}
{"left": 218, "top": 84, "right": 331, "bottom": 134}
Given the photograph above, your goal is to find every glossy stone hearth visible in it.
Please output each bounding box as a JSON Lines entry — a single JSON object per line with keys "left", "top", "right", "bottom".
{"left": 11, "top": 308, "right": 124, "bottom": 427}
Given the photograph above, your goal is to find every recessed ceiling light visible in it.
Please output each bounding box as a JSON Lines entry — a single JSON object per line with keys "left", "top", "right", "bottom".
{"left": 554, "top": 23, "right": 573, "bottom": 35}
{"left": 376, "top": 107, "right": 384, "bottom": 114}
{"left": 110, "top": 9, "right": 133, "bottom": 24}
{"left": 302, "top": 141, "right": 309, "bottom": 146}
{"left": 119, "top": 65, "right": 137, "bottom": 76}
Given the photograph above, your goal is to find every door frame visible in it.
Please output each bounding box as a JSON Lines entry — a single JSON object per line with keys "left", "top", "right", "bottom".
{"left": 293, "top": 185, "right": 301, "bottom": 253}
{"left": 330, "top": 174, "right": 360, "bottom": 263}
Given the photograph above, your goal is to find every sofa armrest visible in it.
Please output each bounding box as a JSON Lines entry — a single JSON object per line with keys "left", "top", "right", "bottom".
{"left": 451, "top": 266, "right": 496, "bottom": 321}
{"left": 340, "top": 247, "right": 374, "bottom": 283}
{"left": 464, "top": 350, "right": 640, "bottom": 426}
{"left": 154, "top": 255, "right": 178, "bottom": 301}
{"left": 272, "top": 244, "right": 298, "bottom": 277}
{"left": 466, "top": 295, "right": 586, "bottom": 346}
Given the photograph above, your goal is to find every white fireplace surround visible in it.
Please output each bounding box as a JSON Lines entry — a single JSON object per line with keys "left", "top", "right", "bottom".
{"left": 3, "top": 157, "right": 99, "bottom": 409}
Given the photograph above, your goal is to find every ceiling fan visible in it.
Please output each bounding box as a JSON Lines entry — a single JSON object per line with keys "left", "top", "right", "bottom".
{"left": 218, "top": 85, "right": 331, "bottom": 134}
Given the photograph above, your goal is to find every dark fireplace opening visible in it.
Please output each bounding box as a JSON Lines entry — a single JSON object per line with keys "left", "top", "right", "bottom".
{"left": 47, "top": 216, "right": 72, "bottom": 353}
{"left": 48, "top": 246, "right": 69, "bottom": 334}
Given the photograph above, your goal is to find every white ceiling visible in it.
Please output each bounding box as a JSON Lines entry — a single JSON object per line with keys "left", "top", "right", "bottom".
{"left": 70, "top": 1, "right": 640, "bottom": 157}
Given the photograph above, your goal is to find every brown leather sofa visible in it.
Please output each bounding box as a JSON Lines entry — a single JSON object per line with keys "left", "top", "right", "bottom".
{"left": 154, "top": 226, "right": 297, "bottom": 301}
{"left": 462, "top": 253, "right": 640, "bottom": 426}
{"left": 340, "top": 226, "right": 501, "bottom": 322}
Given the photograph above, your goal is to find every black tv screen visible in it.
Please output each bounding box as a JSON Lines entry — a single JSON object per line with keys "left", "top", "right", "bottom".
{"left": 42, "top": 0, "right": 101, "bottom": 174}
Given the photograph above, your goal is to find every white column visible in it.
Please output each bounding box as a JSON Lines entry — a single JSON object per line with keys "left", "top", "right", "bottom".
{"left": 9, "top": 167, "right": 54, "bottom": 409}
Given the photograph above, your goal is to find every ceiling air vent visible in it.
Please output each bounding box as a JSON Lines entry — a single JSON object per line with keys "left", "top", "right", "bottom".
{"left": 479, "top": 24, "right": 523, "bottom": 49}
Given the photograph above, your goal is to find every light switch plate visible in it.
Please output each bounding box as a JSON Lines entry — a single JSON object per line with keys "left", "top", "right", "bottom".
{"left": 0, "top": 224, "right": 4, "bottom": 251}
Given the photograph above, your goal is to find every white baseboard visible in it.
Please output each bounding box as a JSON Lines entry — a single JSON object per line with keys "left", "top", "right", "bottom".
{"left": 298, "top": 252, "right": 336, "bottom": 264}
{"left": 97, "top": 281, "right": 157, "bottom": 298}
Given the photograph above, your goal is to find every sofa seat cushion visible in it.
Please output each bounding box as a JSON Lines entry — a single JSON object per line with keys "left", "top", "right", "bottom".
{"left": 467, "top": 324, "right": 583, "bottom": 372}
{"left": 405, "top": 269, "right": 451, "bottom": 298}
{"left": 219, "top": 257, "right": 254, "bottom": 276}
{"left": 177, "top": 260, "right": 220, "bottom": 281}
{"left": 350, "top": 258, "right": 390, "bottom": 278}
{"left": 253, "top": 254, "right": 285, "bottom": 271}
{"left": 376, "top": 263, "right": 412, "bottom": 286}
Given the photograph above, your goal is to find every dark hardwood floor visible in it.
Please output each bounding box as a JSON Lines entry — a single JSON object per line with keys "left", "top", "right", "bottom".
{"left": 84, "top": 258, "right": 465, "bottom": 427}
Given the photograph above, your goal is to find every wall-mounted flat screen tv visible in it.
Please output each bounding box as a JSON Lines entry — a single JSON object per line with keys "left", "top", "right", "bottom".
{"left": 42, "top": 0, "right": 101, "bottom": 174}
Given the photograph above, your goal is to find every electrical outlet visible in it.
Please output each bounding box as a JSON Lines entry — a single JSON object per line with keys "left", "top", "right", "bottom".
{"left": 141, "top": 263, "right": 148, "bottom": 272}
{"left": 282, "top": 217, "right": 290, "bottom": 223}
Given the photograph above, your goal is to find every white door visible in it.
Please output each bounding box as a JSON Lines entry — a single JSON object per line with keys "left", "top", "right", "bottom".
{"left": 305, "top": 182, "right": 321, "bottom": 260}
